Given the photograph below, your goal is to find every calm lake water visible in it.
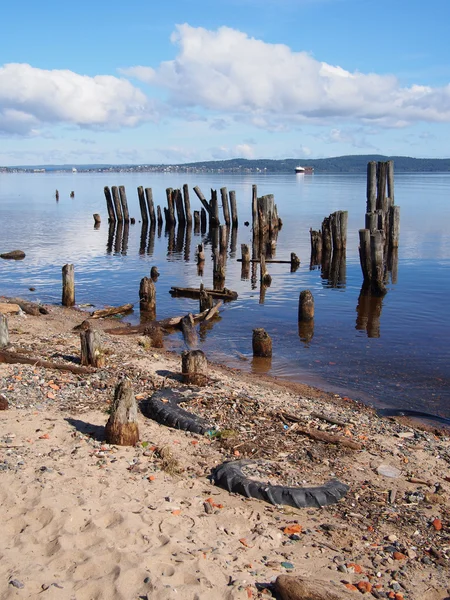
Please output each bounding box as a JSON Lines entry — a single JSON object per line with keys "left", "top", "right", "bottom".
{"left": 1, "top": 170, "right": 449, "bottom": 417}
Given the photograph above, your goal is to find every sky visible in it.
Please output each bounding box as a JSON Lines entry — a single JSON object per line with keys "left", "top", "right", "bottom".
{"left": 1, "top": 0, "right": 450, "bottom": 166}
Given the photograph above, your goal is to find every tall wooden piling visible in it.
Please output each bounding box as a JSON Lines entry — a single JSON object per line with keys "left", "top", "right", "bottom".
{"left": 387, "top": 160, "right": 395, "bottom": 205}
{"left": 62, "top": 264, "right": 75, "bottom": 307}
{"left": 389, "top": 205, "right": 400, "bottom": 248}
{"left": 174, "top": 189, "right": 186, "bottom": 227}
{"left": 219, "top": 225, "right": 228, "bottom": 255}
{"left": 104, "top": 186, "right": 116, "bottom": 222}
{"left": 156, "top": 205, "right": 163, "bottom": 227}
{"left": 367, "top": 161, "right": 377, "bottom": 213}
{"left": 145, "top": 188, "right": 156, "bottom": 225}
{"left": 298, "top": 290, "right": 314, "bottom": 321}
{"left": 183, "top": 184, "right": 192, "bottom": 227}
{"left": 118, "top": 186, "right": 130, "bottom": 222}
{"left": 376, "top": 162, "right": 387, "bottom": 213}
{"left": 220, "top": 187, "right": 231, "bottom": 227}
{"left": 210, "top": 189, "right": 220, "bottom": 230}
{"left": 111, "top": 186, "right": 123, "bottom": 222}
{"left": 230, "top": 190, "right": 238, "bottom": 227}
{"left": 330, "top": 210, "right": 348, "bottom": 251}
{"left": 370, "top": 230, "right": 387, "bottom": 296}
{"left": 137, "top": 186, "right": 148, "bottom": 223}
{"left": 165, "top": 188, "right": 176, "bottom": 227}
{"left": 252, "top": 328, "right": 272, "bottom": 358}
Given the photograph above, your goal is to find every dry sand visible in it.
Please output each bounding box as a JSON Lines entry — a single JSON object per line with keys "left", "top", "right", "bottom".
{"left": 0, "top": 301, "right": 449, "bottom": 600}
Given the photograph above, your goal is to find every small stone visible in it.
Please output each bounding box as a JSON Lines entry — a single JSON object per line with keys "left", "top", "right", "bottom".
{"left": 432, "top": 518, "right": 442, "bottom": 531}
{"left": 393, "top": 552, "right": 406, "bottom": 560}
{"left": 357, "top": 580, "right": 373, "bottom": 593}
{"left": 9, "top": 580, "right": 24, "bottom": 589}
{"left": 281, "top": 562, "right": 294, "bottom": 570}
{"left": 406, "top": 548, "right": 417, "bottom": 559}
{"left": 377, "top": 464, "right": 401, "bottom": 478}
{"left": 387, "top": 534, "right": 398, "bottom": 542}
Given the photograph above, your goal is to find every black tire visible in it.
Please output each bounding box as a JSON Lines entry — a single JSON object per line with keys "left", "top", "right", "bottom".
{"left": 140, "top": 389, "right": 213, "bottom": 435}
{"left": 211, "top": 459, "right": 349, "bottom": 508}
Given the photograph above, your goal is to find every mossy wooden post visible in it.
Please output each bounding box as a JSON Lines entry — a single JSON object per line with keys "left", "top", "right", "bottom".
{"left": 80, "top": 325, "right": 103, "bottom": 367}
{"left": 118, "top": 185, "right": 130, "bottom": 222}
{"left": 103, "top": 186, "right": 116, "bottom": 222}
{"left": 193, "top": 210, "right": 201, "bottom": 233}
{"left": 165, "top": 188, "right": 176, "bottom": 227}
{"left": 62, "top": 264, "right": 75, "bottom": 307}
{"left": 182, "top": 184, "right": 192, "bottom": 227}
{"left": 230, "top": 190, "right": 238, "bottom": 227}
{"left": 252, "top": 328, "right": 272, "bottom": 358}
{"left": 105, "top": 380, "right": 139, "bottom": 446}
{"left": 220, "top": 187, "right": 231, "bottom": 227}
{"left": 181, "top": 350, "right": 208, "bottom": 386}
{"left": 111, "top": 186, "right": 123, "bottom": 222}
{"left": 144, "top": 188, "right": 156, "bottom": 225}
{"left": 298, "top": 290, "right": 314, "bottom": 321}
{"left": 174, "top": 189, "right": 186, "bottom": 227}
{"left": 139, "top": 277, "right": 156, "bottom": 317}
{"left": 0, "top": 314, "right": 9, "bottom": 349}
{"left": 137, "top": 186, "right": 148, "bottom": 224}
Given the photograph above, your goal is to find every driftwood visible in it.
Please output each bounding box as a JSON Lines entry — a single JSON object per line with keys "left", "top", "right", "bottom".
{"left": 106, "top": 302, "right": 222, "bottom": 336}
{"left": 169, "top": 286, "right": 237, "bottom": 301}
{"left": 294, "top": 425, "right": 361, "bottom": 450}
{"left": 6, "top": 298, "right": 49, "bottom": 316}
{"left": 0, "top": 350, "right": 95, "bottom": 374}
{"left": 89, "top": 303, "right": 133, "bottom": 319}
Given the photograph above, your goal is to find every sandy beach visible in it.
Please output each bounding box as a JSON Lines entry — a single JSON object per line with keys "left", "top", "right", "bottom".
{"left": 0, "top": 300, "right": 449, "bottom": 600}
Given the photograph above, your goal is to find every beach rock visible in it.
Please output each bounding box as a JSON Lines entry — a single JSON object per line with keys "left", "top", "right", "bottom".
{"left": 377, "top": 464, "right": 401, "bottom": 478}
{"left": 1, "top": 250, "right": 26, "bottom": 260}
{"left": 274, "top": 575, "right": 357, "bottom": 599}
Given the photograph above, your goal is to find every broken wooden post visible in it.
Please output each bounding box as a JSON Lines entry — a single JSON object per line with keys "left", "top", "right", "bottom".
{"left": 139, "top": 277, "right": 156, "bottom": 317}
{"left": 200, "top": 208, "right": 207, "bottom": 233}
{"left": 193, "top": 210, "right": 200, "bottom": 233}
{"left": 174, "top": 189, "right": 186, "bottom": 227}
{"left": 370, "top": 230, "right": 387, "bottom": 296}
{"left": 298, "top": 290, "right": 314, "bottom": 321}
{"left": 181, "top": 350, "right": 208, "bottom": 386}
{"left": 210, "top": 189, "right": 220, "bottom": 229}
{"left": 183, "top": 184, "right": 192, "bottom": 227}
{"left": 105, "top": 379, "right": 139, "bottom": 446}
{"left": 213, "top": 252, "right": 226, "bottom": 287}
{"left": 220, "top": 187, "right": 231, "bottom": 227}
{"left": 111, "top": 186, "right": 123, "bottom": 222}
{"left": 144, "top": 188, "right": 156, "bottom": 225}
{"left": 80, "top": 325, "right": 104, "bottom": 367}
{"left": 181, "top": 313, "right": 198, "bottom": 349}
{"left": 0, "top": 314, "right": 9, "bottom": 349}
{"left": 230, "top": 190, "right": 238, "bottom": 227}
{"left": 260, "top": 255, "right": 272, "bottom": 286}
{"left": 55, "top": 189, "right": 59, "bottom": 201}
{"left": 252, "top": 328, "right": 272, "bottom": 358}
{"left": 376, "top": 162, "right": 388, "bottom": 213}
{"left": 103, "top": 186, "right": 116, "bottom": 222}
{"left": 387, "top": 160, "right": 395, "bottom": 205}
{"left": 119, "top": 185, "right": 130, "bottom": 222}
{"left": 290, "top": 253, "right": 301, "bottom": 272}
{"left": 62, "top": 264, "right": 75, "bottom": 307}
{"left": 150, "top": 266, "right": 159, "bottom": 280}
{"left": 241, "top": 244, "right": 250, "bottom": 264}
{"left": 137, "top": 186, "right": 148, "bottom": 223}
{"left": 93, "top": 213, "right": 101, "bottom": 225}
{"left": 197, "top": 243, "right": 205, "bottom": 264}
{"left": 330, "top": 210, "right": 348, "bottom": 251}
{"left": 252, "top": 184, "right": 259, "bottom": 241}
{"left": 219, "top": 225, "right": 228, "bottom": 254}
{"left": 156, "top": 205, "right": 163, "bottom": 227}
{"left": 165, "top": 188, "right": 176, "bottom": 226}
{"left": 199, "top": 285, "right": 214, "bottom": 312}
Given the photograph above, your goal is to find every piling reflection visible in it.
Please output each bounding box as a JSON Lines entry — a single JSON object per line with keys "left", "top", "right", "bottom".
{"left": 106, "top": 222, "right": 115, "bottom": 254}
{"left": 114, "top": 222, "right": 123, "bottom": 254}
{"left": 251, "top": 356, "right": 272, "bottom": 375}
{"left": 139, "top": 222, "right": 148, "bottom": 255}
{"left": 298, "top": 320, "right": 314, "bottom": 344}
{"left": 356, "top": 286, "right": 384, "bottom": 338}
{"left": 147, "top": 223, "right": 155, "bottom": 256}
{"left": 121, "top": 222, "right": 129, "bottom": 255}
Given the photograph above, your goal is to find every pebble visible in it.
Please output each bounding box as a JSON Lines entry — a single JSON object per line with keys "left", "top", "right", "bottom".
{"left": 9, "top": 580, "right": 24, "bottom": 589}
{"left": 377, "top": 464, "right": 401, "bottom": 478}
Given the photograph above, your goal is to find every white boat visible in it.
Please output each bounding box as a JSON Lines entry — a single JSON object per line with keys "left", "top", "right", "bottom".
{"left": 295, "top": 166, "right": 305, "bottom": 173}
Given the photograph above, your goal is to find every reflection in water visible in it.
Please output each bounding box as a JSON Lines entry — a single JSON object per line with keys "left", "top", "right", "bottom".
{"left": 184, "top": 226, "right": 192, "bottom": 262}
{"left": 94, "top": 221, "right": 101, "bottom": 230}
{"left": 251, "top": 355, "right": 272, "bottom": 375}
{"left": 356, "top": 286, "right": 384, "bottom": 338}
{"left": 230, "top": 226, "right": 238, "bottom": 258}
{"left": 322, "top": 250, "right": 346, "bottom": 288}
{"left": 199, "top": 315, "right": 222, "bottom": 342}
{"left": 106, "top": 222, "right": 115, "bottom": 254}
{"left": 298, "top": 319, "right": 314, "bottom": 344}
{"left": 147, "top": 223, "right": 155, "bottom": 256}
{"left": 175, "top": 223, "right": 185, "bottom": 254}
{"left": 140, "top": 308, "right": 156, "bottom": 323}
{"left": 139, "top": 222, "right": 148, "bottom": 255}
{"left": 166, "top": 224, "right": 175, "bottom": 256}
{"left": 114, "top": 222, "right": 123, "bottom": 254}
{"left": 121, "top": 222, "right": 129, "bottom": 255}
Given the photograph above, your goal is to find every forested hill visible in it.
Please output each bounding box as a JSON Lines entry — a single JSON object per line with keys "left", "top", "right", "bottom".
{"left": 181, "top": 156, "right": 450, "bottom": 173}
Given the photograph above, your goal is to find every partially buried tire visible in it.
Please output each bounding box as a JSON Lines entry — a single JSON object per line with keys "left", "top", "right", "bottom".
{"left": 140, "top": 388, "right": 213, "bottom": 435}
{"left": 211, "top": 459, "right": 349, "bottom": 508}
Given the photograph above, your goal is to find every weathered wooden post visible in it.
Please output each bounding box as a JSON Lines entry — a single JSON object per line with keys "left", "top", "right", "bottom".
{"left": 183, "top": 184, "right": 192, "bottom": 227}
{"left": 213, "top": 252, "right": 226, "bottom": 287}
{"left": 105, "top": 380, "right": 139, "bottom": 446}
{"left": 219, "top": 225, "right": 228, "bottom": 255}
{"left": 298, "top": 290, "right": 314, "bottom": 321}
{"left": 230, "top": 226, "right": 237, "bottom": 257}
{"left": 260, "top": 255, "right": 272, "bottom": 286}
{"left": 367, "top": 161, "right": 377, "bottom": 214}
{"left": 165, "top": 188, "right": 176, "bottom": 226}
{"left": 197, "top": 243, "right": 205, "bottom": 264}
{"left": 230, "top": 190, "right": 238, "bottom": 227}
{"left": 389, "top": 205, "right": 400, "bottom": 248}
{"left": 80, "top": 324, "right": 103, "bottom": 367}
{"left": 199, "top": 285, "right": 214, "bottom": 312}
{"left": 139, "top": 277, "right": 156, "bottom": 317}
{"left": 387, "top": 160, "right": 395, "bottom": 206}
{"left": 252, "top": 328, "right": 272, "bottom": 358}
{"left": 181, "top": 313, "right": 198, "bottom": 349}
{"left": 156, "top": 205, "right": 163, "bottom": 227}
{"left": 62, "top": 264, "right": 75, "bottom": 307}
{"left": 376, "top": 162, "right": 388, "bottom": 213}
{"left": 111, "top": 186, "right": 124, "bottom": 222}
{"left": 118, "top": 185, "right": 130, "bottom": 222}
{"left": 321, "top": 216, "right": 332, "bottom": 254}
{"left": 0, "top": 314, "right": 9, "bottom": 349}
{"left": 359, "top": 229, "right": 371, "bottom": 284}
{"left": 174, "top": 189, "right": 186, "bottom": 226}
{"left": 137, "top": 186, "right": 148, "bottom": 223}
{"left": 241, "top": 244, "right": 250, "bottom": 265}
{"left": 55, "top": 189, "right": 59, "bottom": 201}
{"left": 370, "top": 230, "right": 387, "bottom": 296}
{"left": 144, "top": 188, "right": 156, "bottom": 225}
{"left": 150, "top": 266, "right": 159, "bottom": 280}
{"left": 193, "top": 210, "right": 201, "bottom": 233}
{"left": 220, "top": 187, "right": 231, "bottom": 227}
{"left": 103, "top": 186, "right": 116, "bottom": 222}
{"left": 181, "top": 350, "right": 208, "bottom": 386}
{"left": 200, "top": 208, "right": 207, "bottom": 233}
{"left": 210, "top": 189, "right": 220, "bottom": 230}
{"left": 330, "top": 210, "right": 348, "bottom": 251}
{"left": 252, "top": 185, "right": 259, "bottom": 242}
{"left": 93, "top": 213, "right": 101, "bottom": 225}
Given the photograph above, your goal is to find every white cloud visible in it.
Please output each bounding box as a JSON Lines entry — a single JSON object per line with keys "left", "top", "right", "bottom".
{"left": 210, "top": 143, "right": 254, "bottom": 159}
{"left": 0, "top": 63, "right": 155, "bottom": 135}
{"left": 128, "top": 24, "right": 450, "bottom": 128}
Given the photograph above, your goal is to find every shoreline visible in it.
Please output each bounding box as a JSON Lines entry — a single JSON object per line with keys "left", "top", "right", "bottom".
{"left": 1, "top": 300, "right": 449, "bottom": 599}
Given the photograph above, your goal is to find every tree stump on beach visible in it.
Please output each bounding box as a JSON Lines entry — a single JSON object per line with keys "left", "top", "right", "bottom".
{"left": 80, "top": 325, "right": 104, "bottom": 367}
{"left": 181, "top": 313, "right": 199, "bottom": 349}
{"left": 105, "top": 380, "right": 139, "bottom": 446}
{"left": 0, "top": 314, "right": 9, "bottom": 349}
{"left": 62, "top": 264, "right": 75, "bottom": 307}
{"left": 299, "top": 290, "right": 314, "bottom": 321}
{"left": 252, "top": 328, "right": 272, "bottom": 358}
{"left": 181, "top": 350, "right": 208, "bottom": 386}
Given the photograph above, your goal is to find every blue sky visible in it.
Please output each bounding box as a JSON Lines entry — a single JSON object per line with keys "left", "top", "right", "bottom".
{"left": 1, "top": 0, "right": 449, "bottom": 166}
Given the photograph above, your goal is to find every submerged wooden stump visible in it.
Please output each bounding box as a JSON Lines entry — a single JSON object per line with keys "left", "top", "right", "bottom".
{"left": 80, "top": 326, "right": 104, "bottom": 367}
{"left": 0, "top": 314, "right": 9, "bottom": 349}
{"left": 181, "top": 350, "right": 208, "bottom": 386}
{"left": 299, "top": 290, "right": 314, "bottom": 321}
{"left": 105, "top": 380, "right": 139, "bottom": 446}
{"left": 252, "top": 328, "right": 272, "bottom": 358}
{"left": 62, "top": 264, "right": 75, "bottom": 307}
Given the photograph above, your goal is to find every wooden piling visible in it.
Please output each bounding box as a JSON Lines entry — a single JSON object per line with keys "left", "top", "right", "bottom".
{"left": 230, "top": 190, "right": 238, "bottom": 227}
{"left": 137, "top": 186, "right": 148, "bottom": 223}
{"left": 220, "top": 187, "right": 231, "bottom": 227}
{"left": 145, "top": 188, "right": 156, "bottom": 225}
{"left": 252, "top": 328, "right": 272, "bottom": 358}
{"left": 290, "top": 252, "right": 300, "bottom": 272}
{"left": 199, "top": 285, "right": 214, "bottom": 312}
{"left": 298, "top": 290, "right": 314, "bottom": 321}
{"left": 330, "top": 210, "right": 348, "bottom": 251}
{"left": 62, "top": 264, "right": 75, "bottom": 307}
{"left": 367, "top": 161, "right": 377, "bottom": 213}
{"left": 181, "top": 350, "right": 208, "bottom": 386}
{"left": 219, "top": 225, "right": 228, "bottom": 254}
{"left": 213, "top": 252, "right": 226, "bottom": 286}
{"left": 165, "top": 188, "right": 176, "bottom": 226}
{"left": 358, "top": 229, "right": 371, "bottom": 283}
{"left": 156, "top": 205, "right": 163, "bottom": 227}
{"left": 174, "top": 189, "right": 185, "bottom": 226}
{"left": 55, "top": 190, "right": 59, "bottom": 201}
{"left": 389, "top": 205, "right": 400, "bottom": 248}
{"left": 193, "top": 210, "right": 200, "bottom": 233}
{"left": 111, "top": 186, "right": 123, "bottom": 222}
{"left": 119, "top": 185, "right": 130, "bottom": 222}
{"left": 0, "top": 314, "right": 9, "bottom": 349}
{"left": 321, "top": 216, "right": 332, "bottom": 254}
{"left": 197, "top": 243, "right": 205, "bottom": 264}
{"left": 376, "top": 162, "right": 387, "bottom": 213}
{"left": 200, "top": 208, "right": 207, "bottom": 233}
{"left": 183, "top": 184, "right": 192, "bottom": 227}
{"left": 260, "top": 255, "right": 272, "bottom": 286}
{"left": 93, "top": 213, "right": 101, "bottom": 225}
{"left": 210, "top": 189, "right": 220, "bottom": 229}
{"left": 150, "top": 266, "right": 159, "bottom": 280}
{"left": 387, "top": 160, "right": 394, "bottom": 205}
{"left": 80, "top": 325, "right": 103, "bottom": 367}
{"left": 252, "top": 185, "right": 259, "bottom": 241}
{"left": 105, "top": 380, "right": 139, "bottom": 446}
{"left": 139, "top": 277, "right": 156, "bottom": 316}
{"left": 103, "top": 186, "right": 116, "bottom": 222}
{"left": 370, "top": 230, "right": 387, "bottom": 296}
{"left": 241, "top": 244, "right": 251, "bottom": 264}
